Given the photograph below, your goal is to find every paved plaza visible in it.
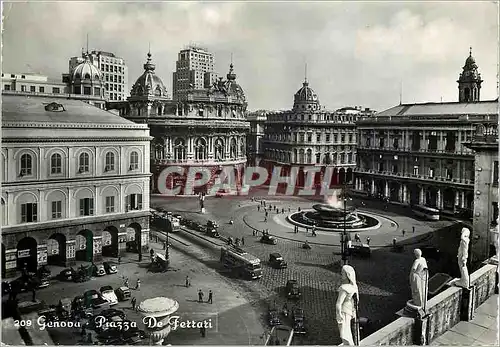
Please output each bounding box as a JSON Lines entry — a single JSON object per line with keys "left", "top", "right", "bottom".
{"left": 150, "top": 191, "right": 454, "bottom": 344}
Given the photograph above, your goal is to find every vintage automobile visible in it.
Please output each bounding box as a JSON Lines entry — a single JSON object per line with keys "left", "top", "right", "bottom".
{"left": 286, "top": 279, "right": 301, "bottom": 299}
{"left": 268, "top": 307, "right": 282, "bottom": 326}
{"left": 74, "top": 265, "right": 92, "bottom": 283}
{"left": 57, "top": 298, "right": 72, "bottom": 319}
{"left": 100, "top": 286, "right": 119, "bottom": 306}
{"left": 84, "top": 290, "right": 109, "bottom": 309}
{"left": 269, "top": 253, "right": 287, "bottom": 269}
{"left": 103, "top": 261, "right": 118, "bottom": 274}
{"left": 260, "top": 234, "right": 278, "bottom": 245}
{"left": 92, "top": 264, "right": 106, "bottom": 277}
{"left": 206, "top": 228, "right": 220, "bottom": 238}
{"left": 292, "top": 307, "right": 307, "bottom": 335}
{"left": 115, "top": 286, "right": 131, "bottom": 301}
{"left": 100, "top": 308, "right": 126, "bottom": 320}
{"left": 58, "top": 268, "right": 76, "bottom": 281}
{"left": 207, "top": 220, "right": 219, "bottom": 229}
{"left": 350, "top": 243, "right": 371, "bottom": 258}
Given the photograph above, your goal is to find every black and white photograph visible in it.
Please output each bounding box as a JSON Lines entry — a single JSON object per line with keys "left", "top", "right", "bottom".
{"left": 1, "top": 1, "right": 498, "bottom": 346}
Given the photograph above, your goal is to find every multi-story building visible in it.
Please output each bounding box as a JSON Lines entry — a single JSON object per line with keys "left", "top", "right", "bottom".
{"left": 355, "top": 50, "right": 498, "bottom": 218}
{"left": 172, "top": 45, "right": 216, "bottom": 99}
{"left": 1, "top": 93, "right": 152, "bottom": 278}
{"left": 246, "top": 110, "right": 269, "bottom": 167}
{"left": 108, "top": 52, "right": 249, "bottom": 194}
{"left": 464, "top": 123, "right": 498, "bottom": 263}
{"left": 2, "top": 72, "right": 67, "bottom": 94}
{"left": 69, "top": 50, "right": 128, "bottom": 101}
{"left": 261, "top": 78, "right": 374, "bottom": 188}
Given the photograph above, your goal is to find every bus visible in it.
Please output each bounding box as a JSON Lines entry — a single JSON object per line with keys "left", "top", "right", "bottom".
{"left": 412, "top": 205, "right": 440, "bottom": 221}
{"left": 220, "top": 246, "right": 262, "bottom": 279}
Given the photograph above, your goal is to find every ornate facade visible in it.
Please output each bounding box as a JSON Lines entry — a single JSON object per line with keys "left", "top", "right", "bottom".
{"left": 260, "top": 79, "right": 374, "bottom": 189}
{"left": 355, "top": 50, "right": 498, "bottom": 218}
{"left": 1, "top": 93, "right": 152, "bottom": 278}
{"left": 107, "top": 53, "right": 249, "bottom": 194}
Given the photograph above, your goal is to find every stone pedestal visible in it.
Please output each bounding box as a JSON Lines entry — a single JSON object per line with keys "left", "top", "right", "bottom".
{"left": 459, "top": 285, "right": 476, "bottom": 321}
{"left": 138, "top": 297, "right": 179, "bottom": 345}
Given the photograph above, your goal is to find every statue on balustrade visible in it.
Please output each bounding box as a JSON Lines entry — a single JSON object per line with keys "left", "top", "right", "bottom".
{"left": 408, "top": 248, "right": 428, "bottom": 310}
{"left": 336, "top": 265, "right": 359, "bottom": 346}
{"left": 450, "top": 228, "right": 471, "bottom": 288}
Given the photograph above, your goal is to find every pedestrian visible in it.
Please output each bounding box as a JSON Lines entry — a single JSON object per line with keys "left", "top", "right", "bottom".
{"left": 185, "top": 276, "right": 190, "bottom": 288}
{"left": 252, "top": 230, "right": 255, "bottom": 236}
{"left": 402, "top": 229, "right": 406, "bottom": 236}
{"left": 264, "top": 216, "right": 267, "bottom": 223}
{"left": 198, "top": 290, "right": 204, "bottom": 303}
{"left": 131, "top": 297, "right": 136, "bottom": 310}
{"left": 207, "top": 290, "right": 213, "bottom": 304}
{"left": 241, "top": 237, "right": 245, "bottom": 246}
{"left": 298, "top": 207, "right": 301, "bottom": 212}
{"left": 355, "top": 233, "right": 360, "bottom": 242}
{"left": 258, "top": 205, "right": 260, "bottom": 212}
{"left": 80, "top": 326, "right": 86, "bottom": 338}
{"left": 412, "top": 226, "right": 415, "bottom": 233}
{"left": 163, "top": 241, "right": 167, "bottom": 250}
{"left": 288, "top": 207, "right": 291, "bottom": 212}
{"left": 265, "top": 211, "right": 269, "bottom": 218}
{"left": 393, "top": 238, "right": 397, "bottom": 246}
{"left": 366, "top": 237, "right": 371, "bottom": 245}
{"left": 118, "top": 256, "right": 121, "bottom": 265}
{"left": 124, "top": 278, "right": 129, "bottom": 288}
{"left": 87, "top": 333, "right": 93, "bottom": 344}
{"left": 200, "top": 326, "right": 206, "bottom": 337}
{"left": 135, "top": 279, "right": 141, "bottom": 290}
{"left": 282, "top": 208, "right": 285, "bottom": 214}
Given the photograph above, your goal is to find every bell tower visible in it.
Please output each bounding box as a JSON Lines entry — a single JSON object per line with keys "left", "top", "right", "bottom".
{"left": 457, "top": 47, "right": 483, "bottom": 103}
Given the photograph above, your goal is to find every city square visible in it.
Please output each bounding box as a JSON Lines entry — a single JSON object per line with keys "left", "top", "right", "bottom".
{"left": 1, "top": 1, "right": 499, "bottom": 346}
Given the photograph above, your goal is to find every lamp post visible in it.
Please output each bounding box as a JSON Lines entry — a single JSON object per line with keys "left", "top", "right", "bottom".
{"left": 163, "top": 217, "right": 170, "bottom": 262}
{"left": 341, "top": 182, "right": 352, "bottom": 265}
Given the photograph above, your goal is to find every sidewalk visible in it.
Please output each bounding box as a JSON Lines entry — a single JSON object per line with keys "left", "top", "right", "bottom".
{"left": 431, "top": 294, "right": 499, "bottom": 345}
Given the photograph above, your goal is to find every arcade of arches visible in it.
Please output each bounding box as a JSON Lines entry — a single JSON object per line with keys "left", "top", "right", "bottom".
{"left": 2, "top": 216, "right": 149, "bottom": 278}
{"left": 354, "top": 177, "right": 473, "bottom": 210}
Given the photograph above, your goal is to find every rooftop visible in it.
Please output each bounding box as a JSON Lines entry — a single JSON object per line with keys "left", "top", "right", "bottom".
{"left": 1, "top": 93, "right": 145, "bottom": 128}
{"left": 374, "top": 100, "right": 498, "bottom": 118}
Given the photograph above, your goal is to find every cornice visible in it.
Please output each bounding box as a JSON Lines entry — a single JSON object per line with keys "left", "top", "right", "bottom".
{"left": 2, "top": 137, "right": 153, "bottom": 143}
{"left": 2, "top": 122, "right": 149, "bottom": 129}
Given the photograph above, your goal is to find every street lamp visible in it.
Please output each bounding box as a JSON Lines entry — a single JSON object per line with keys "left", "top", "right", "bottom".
{"left": 163, "top": 217, "right": 170, "bottom": 262}
{"left": 341, "top": 182, "right": 352, "bottom": 265}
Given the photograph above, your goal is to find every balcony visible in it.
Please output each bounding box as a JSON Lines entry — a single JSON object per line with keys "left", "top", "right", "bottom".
{"left": 151, "top": 157, "right": 247, "bottom": 166}
{"left": 353, "top": 168, "right": 474, "bottom": 186}
{"left": 356, "top": 146, "right": 473, "bottom": 157}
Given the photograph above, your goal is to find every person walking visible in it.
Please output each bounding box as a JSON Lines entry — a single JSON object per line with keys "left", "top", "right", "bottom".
{"left": 118, "top": 256, "right": 122, "bottom": 265}
{"left": 412, "top": 226, "right": 415, "bottom": 233}
{"left": 135, "top": 279, "right": 141, "bottom": 290}
{"left": 265, "top": 211, "right": 269, "bottom": 218}
{"left": 124, "top": 278, "right": 129, "bottom": 288}
{"left": 131, "top": 297, "right": 136, "bottom": 310}
{"left": 198, "top": 290, "right": 204, "bottom": 303}
{"left": 264, "top": 216, "right": 268, "bottom": 223}
{"left": 241, "top": 237, "right": 245, "bottom": 246}
{"left": 258, "top": 205, "right": 260, "bottom": 212}
{"left": 402, "top": 229, "right": 406, "bottom": 236}
{"left": 393, "top": 238, "right": 397, "bottom": 247}
{"left": 185, "top": 276, "right": 190, "bottom": 288}
{"left": 366, "top": 237, "right": 371, "bottom": 245}
{"left": 207, "top": 290, "right": 213, "bottom": 304}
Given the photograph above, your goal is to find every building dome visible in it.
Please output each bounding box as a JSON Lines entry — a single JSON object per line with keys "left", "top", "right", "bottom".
{"left": 71, "top": 54, "right": 103, "bottom": 82}
{"left": 130, "top": 52, "right": 168, "bottom": 98}
{"left": 459, "top": 48, "right": 482, "bottom": 82}
{"left": 293, "top": 80, "right": 320, "bottom": 110}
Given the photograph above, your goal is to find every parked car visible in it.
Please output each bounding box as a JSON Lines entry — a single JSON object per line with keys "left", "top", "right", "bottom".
{"left": 100, "top": 286, "right": 118, "bottom": 306}
{"left": 87, "top": 314, "right": 124, "bottom": 333}
{"left": 84, "top": 290, "right": 109, "bottom": 309}
{"left": 207, "top": 220, "right": 219, "bottom": 229}
{"left": 103, "top": 262, "right": 118, "bottom": 274}
{"left": 286, "top": 279, "right": 301, "bottom": 299}
{"left": 97, "top": 330, "right": 125, "bottom": 345}
{"left": 292, "top": 307, "right": 307, "bottom": 334}
{"left": 58, "top": 268, "right": 75, "bottom": 281}
{"left": 122, "top": 328, "right": 146, "bottom": 344}
{"left": 269, "top": 253, "right": 287, "bottom": 269}
{"left": 74, "top": 265, "right": 92, "bottom": 283}
{"left": 115, "top": 286, "right": 131, "bottom": 301}
{"left": 100, "top": 308, "right": 126, "bottom": 320}
{"left": 206, "top": 228, "right": 220, "bottom": 238}
{"left": 268, "top": 307, "right": 281, "bottom": 326}
{"left": 261, "top": 234, "right": 278, "bottom": 245}
{"left": 92, "top": 264, "right": 106, "bottom": 277}
{"left": 350, "top": 243, "right": 371, "bottom": 258}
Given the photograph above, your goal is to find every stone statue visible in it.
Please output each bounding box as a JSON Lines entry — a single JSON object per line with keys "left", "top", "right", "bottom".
{"left": 336, "top": 265, "right": 358, "bottom": 346}
{"left": 409, "top": 249, "right": 428, "bottom": 309}
{"left": 451, "top": 228, "right": 470, "bottom": 288}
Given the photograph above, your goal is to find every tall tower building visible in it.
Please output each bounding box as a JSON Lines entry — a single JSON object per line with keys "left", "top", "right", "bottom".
{"left": 69, "top": 50, "right": 128, "bottom": 101}
{"left": 172, "top": 45, "right": 216, "bottom": 99}
{"left": 457, "top": 48, "right": 483, "bottom": 103}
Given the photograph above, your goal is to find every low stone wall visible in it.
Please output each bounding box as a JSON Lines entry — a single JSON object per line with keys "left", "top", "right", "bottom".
{"left": 360, "top": 260, "right": 498, "bottom": 345}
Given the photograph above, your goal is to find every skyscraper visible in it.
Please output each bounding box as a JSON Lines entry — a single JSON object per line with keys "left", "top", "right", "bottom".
{"left": 172, "top": 44, "right": 216, "bottom": 99}
{"left": 69, "top": 50, "right": 128, "bottom": 101}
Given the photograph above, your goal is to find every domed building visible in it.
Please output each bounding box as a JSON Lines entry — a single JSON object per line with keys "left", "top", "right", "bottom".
{"left": 64, "top": 53, "right": 107, "bottom": 109}
{"left": 107, "top": 53, "right": 249, "bottom": 195}
{"left": 260, "top": 77, "right": 370, "bottom": 190}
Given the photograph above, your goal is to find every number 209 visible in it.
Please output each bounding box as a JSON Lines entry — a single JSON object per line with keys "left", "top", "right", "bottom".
{"left": 14, "top": 320, "right": 32, "bottom": 327}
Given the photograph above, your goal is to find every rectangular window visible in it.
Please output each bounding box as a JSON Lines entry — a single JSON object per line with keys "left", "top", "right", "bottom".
{"left": 30, "top": 86, "right": 36, "bottom": 92}
{"left": 493, "top": 161, "right": 499, "bottom": 187}
{"left": 4, "top": 85, "right": 10, "bottom": 91}
{"left": 316, "top": 134, "right": 321, "bottom": 142}
{"left": 52, "top": 87, "right": 60, "bottom": 94}
{"left": 79, "top": 198, "right": 94, "bottom": 216}
{"left": 51, "top": 201, "right": 62, "bottom": 219}
{"left": 39, "top": 86, "right": 45, "bottom": 93}
{"left": 127, "top": 194, "right": 143, "bottom": 211}
{"left": 105, "top": 196, "right": 115, "bottom": 213}
{"left": 299, "top": 134, "right": 304, "bottom": 142}
{"left": 348, "top": 134, "right": 353, "bottom": 143}
{"left": 21, "top": 203, "right": 37, "bottom": 223}
{"left": 341, "top": 134, "right": 345, "bottom": 143}
{"left": 83, "top": 86, "right": 91, "bottom": 95}
{"left": 326, "top": 134, "right": 331, "bottom": 142}
{"left": 307, "top": 134, "right": 312, "bottom": 142}
{"left": 21, "top": 85, "right": 26, "bottom": 92}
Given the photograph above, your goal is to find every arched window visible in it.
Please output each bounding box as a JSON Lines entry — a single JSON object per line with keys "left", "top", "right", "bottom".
{"left": 50, "top": 153, "right": 62, "bottom": 174}
{"left": 75, "top": 73, "right": 81, "bottom": 79}
{"left": 195, "top": 138, "right": 207, "bottom": 161}
{"left": 173, "top": 139, "right": 186, "bottom": 161}
{"left": 299, "top": 149, "right": 305, "bottom": 164}
{"left": 79, "top": 152, "right": 90, "bottom": 173}
{"left": 155, "top": 86, "right": 162, "bottom": 97}
{"left": 105, "top": 152, "right": 115, "bottom": 171}
{"left": 130, "top": 151, "right": 139, "bottom": 170}
{"left": 230, "top": 138, "right": 237, "bottom": 159}
{"left": 215, "top": 139, "right": 224, "bottom": 160}
{"left": 306, "top": 149, "right": 312, "bottom": 164}
{"left": 84, "top": 73, "right": 91, "bottom": 79}
{"left": 20, "top": 153, "right": 32, "bottom": 176}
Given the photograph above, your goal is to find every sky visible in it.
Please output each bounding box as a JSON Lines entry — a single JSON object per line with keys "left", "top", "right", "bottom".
{"left": 2, "top": 1, "right": 498, "bottom": 112}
